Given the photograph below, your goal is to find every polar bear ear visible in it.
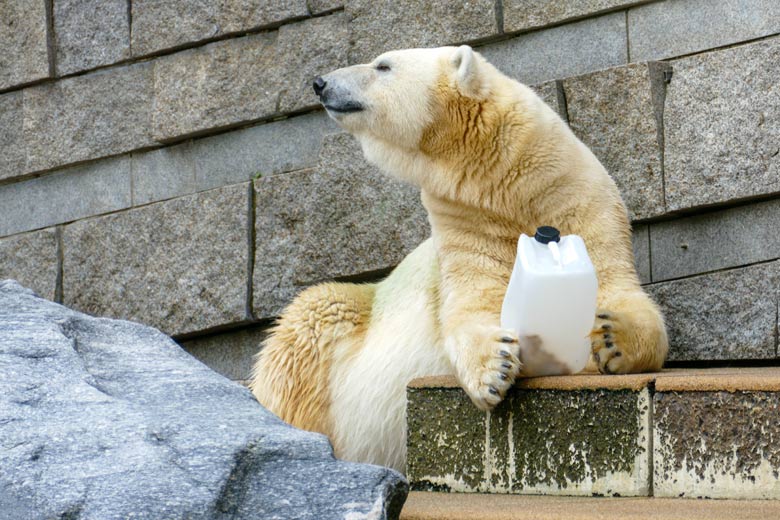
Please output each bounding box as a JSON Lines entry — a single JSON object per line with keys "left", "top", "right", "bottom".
{"left": 450, "top": 45, "right": 481, "bottom": 96}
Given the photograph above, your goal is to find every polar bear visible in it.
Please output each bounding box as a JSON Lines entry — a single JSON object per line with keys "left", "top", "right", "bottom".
{"left": 249, "top": 46, "right": 668, "bottom": 472}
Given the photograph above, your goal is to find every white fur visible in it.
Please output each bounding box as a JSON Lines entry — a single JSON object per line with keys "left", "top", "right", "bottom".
{"left": 328, "top": 240, "right": 451, "bottom": 471}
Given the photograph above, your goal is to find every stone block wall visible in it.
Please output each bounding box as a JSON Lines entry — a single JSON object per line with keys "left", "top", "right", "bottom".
{"left": 1, "top": 0, "right": 779, "bottom": 384}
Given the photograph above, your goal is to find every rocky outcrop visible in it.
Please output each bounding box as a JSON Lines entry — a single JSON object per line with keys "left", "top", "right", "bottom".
{"left": 0, "top": 280, "right": 407, "bottom": 519}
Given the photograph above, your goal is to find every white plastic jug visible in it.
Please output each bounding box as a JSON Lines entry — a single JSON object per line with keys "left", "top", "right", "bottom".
{"left": 500, "top": 226, "right": 598, "bottom": 376}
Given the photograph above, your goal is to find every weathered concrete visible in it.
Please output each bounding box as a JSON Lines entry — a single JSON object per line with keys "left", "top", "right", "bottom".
{"left": 253, "top": 133, "right": 429, "bottom": 318}
{"left": 503, "top": 0, "right": 647, "bottom": 33}
{"left": 54, "top": 0, "right": 130, "bottom": 75}
{"left": 407, "top": 377, "right": 652, "bottom": 496}
{"left": 0, "top": 280, "right": 408, "bottom": 519}
{"left": 654, "top": 390, "right": 780, "bottom": 499}
{"left": 152, "top": 14, "right": 348, "bottom": 141}
{"left": 0, "top": 0, "right": 49, "bottom": 90}
{"left": 63, "top": 184, "right": 250, "bottom": 337}
{"left": 347, "top": 0, "right": 498, "bottom": 64}
{"left": 180, "top": 326, "right": 267, "bottom": 382}
{"left": 480, "top": 12, "right": 627, "bottom": 86}
{"left": 23, "top": 62, "right": 154, "bottom": 174}
{"left": 646, "top": 262, "right": 778, "bottom": 361}
{"left": 629, "top": 0, "right": 780, "bottom": 62}
{"left": 308, "top": 0, "right": 343, "bottom": 14}
{"left": 131, "top": 0, "right": 309, "bottom": 56}
{"left": 0, "top": 229, "right": 58, "bottom": 301}
{"left": 0, "top": 157, "right": 132, "bottom": 238}
{"left": 563, "top": 62, "right": 669, "bottom": 220}
{"left": 663, "top": 37, "right": 780, "bottom": 211}
{"left": 649, "top": 199, "right": 780, "bottom": 282}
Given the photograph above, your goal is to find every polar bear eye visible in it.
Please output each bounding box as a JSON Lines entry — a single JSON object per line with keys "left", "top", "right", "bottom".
{"left": 375, "top": 63, "right": 391, "bottom": 72}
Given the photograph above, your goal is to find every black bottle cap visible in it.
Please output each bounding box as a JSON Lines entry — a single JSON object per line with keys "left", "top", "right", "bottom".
{"left": 534, "top": 226, "right": 561, "bottom": 244}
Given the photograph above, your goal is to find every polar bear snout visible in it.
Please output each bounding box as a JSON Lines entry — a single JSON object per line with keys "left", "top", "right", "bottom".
{"left": 312, "top": 76, "right": 327, "bottom": 97}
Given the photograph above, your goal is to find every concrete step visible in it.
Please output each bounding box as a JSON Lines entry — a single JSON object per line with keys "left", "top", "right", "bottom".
{"left": 400, "top": 491, "right": 780, "bottom": 520}
{"left": 406, "top": 367, "right": 780, "bottom": 499}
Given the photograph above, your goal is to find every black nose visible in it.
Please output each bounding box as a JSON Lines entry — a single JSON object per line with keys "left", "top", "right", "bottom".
{"left": 313, "top": 77, "right": 326, "bottom": 97}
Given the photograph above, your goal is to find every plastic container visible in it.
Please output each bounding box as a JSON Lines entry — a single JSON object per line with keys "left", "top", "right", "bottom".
{"left": 500, "top": 226, "right": 598, "bottom": 376}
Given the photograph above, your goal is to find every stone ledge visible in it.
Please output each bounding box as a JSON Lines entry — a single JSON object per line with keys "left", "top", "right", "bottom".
{"left": 401, "top": 491, "right": 780, "bottom": 520}
{"left": 407, "top": 378, "right": 651, "bottom": 496}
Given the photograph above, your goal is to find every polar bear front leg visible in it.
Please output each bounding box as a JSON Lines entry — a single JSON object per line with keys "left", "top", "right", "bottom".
{"left": 590, "top": 290, "right": 669, "bottom": 374}
{"left": 443, "top": 315, "right": 523, "bottom": 410}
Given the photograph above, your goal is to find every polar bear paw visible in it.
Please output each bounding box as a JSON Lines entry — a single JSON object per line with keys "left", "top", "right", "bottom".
{"left": 590, "top": 310, "right": 633, "bottom": 374}
{"left": 448, "top": 325, "right": 522, "bottom": 411}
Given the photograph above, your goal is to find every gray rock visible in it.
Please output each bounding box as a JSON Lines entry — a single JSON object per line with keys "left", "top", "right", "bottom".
{"left": 632, "top": 224, "right": 650, "bottom": 285}
{"left": 563, "top": 62, "right": 669, "bottom": 220}
{"left": 646, "top": 262, "right": 779, "bottom": 361}
{"left": 133, "top": 110, "right": 338, "bottom": 206}
{"left": 308, "top": 0, "right": 343, "bottom": 14}
{"left": 0, "top": 156, "right": 132, "bottom": 238}
{"left": 131, "top": 0, "right": 309, "bottom": 57}
{"left": 0, "top": 229, "right": 58, "bottom": 301}
{"left": 649, "top": 198, "right": 780, "bottom": 282}
{"left": 503, "top": 0, "right": 643, "bottom": 33}
{"left": 480, "top": 12, "right": 627, "bottom": 86}
{"left": 131, "top": 142, "right": 199, "bottom": 206}
{"left": 0, "top": 0, "right": 49, "bottom": 90}
{"left": 0, "top": 280, "right": 407, "bottom": 519}
{"left": 180, "top": 326, "right": 268, "bottom": 382}
{"left": 23, "top": 62, "right": 154, "bottom": 174}
{"left": 0, "top": 91, "right": 25, "bottom": 182}
{"left": 253, "top": 133, "right": 429, "bottom": 319}
{"left": 152, "top": 14, "right": 348, "bottom": 141}
{"left": 347, "top": 0, "right": 498, "bottom": 64}
{"left": 531, "top": 80, "right": 566, "bottom": 119}
{"left": 663, "top": 38, "right": 780, "bottom": 212}
{"left": 191, "top": 111, "right": 340, "bottom": 192}
{"left": 62, "top": 184, "right": 250, "bottom": 337}
{"left": 54, "top": 0, "right": 130, "bottom": 75}
{"left": 629, "top": 0, "right": 780, "bottom": 62}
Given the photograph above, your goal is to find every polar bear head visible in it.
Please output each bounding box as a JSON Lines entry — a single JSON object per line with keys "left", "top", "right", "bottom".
{"left": 313, "top": 46, "right": 518, "bottom": 188}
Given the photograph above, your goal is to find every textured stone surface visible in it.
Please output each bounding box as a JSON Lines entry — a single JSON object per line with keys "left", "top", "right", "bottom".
{"left": 347, "top": 0, "right": 498, "bottom": 64}
{"left": 180, "top": 326, "right": 267, "bottom": 381}
{"left": 23, "top": 62, "right": 154, "bottom": 174}
{"left": 0, "top": 229, "right": 58, "bottom": 301}
{"left": 0, "top": 157, "right": 131, "bottom": 238}
{"left": 63, "top": 184, "right": 250, "bottom": 336}
{"left": 503, "top": 0, "right": 646, "bottom": 33}
{"left": 531, "top": 81, "right": 566, "bottom": 119}
{"left": 663, "top": 38, "right": 780, "bottom": 212}
{"left": 0, "top": 91, "right": 25, "bottom": 181}
{"left": 133, "top": 111, "right": 337, "bottom": 205}
{"left": 0, "top": 281, "right": 408, "bottom": 519}
{"left": 632, "top": 225, "right": 650, "bottom": 284}
{"left": 564, "top": 62, "right": 669, "bottom": 220}
{"left": 646, "top": 263, "right": 779, "bottom": 361}
{"left": 407, "top": 382, "right": 651, "bottom": 496}
{"left": 480, "top": 12, "right": 627, "bottom": 86}
{"left": 308, "top": 0, "right": 343, "bottom": 14}
{"left": 54, "top": 0, "right": 130, "bottom": 75}
{"left": 253, "top": 133, "right": 429, "bottom": 318}
{"left": 649, "top": 199, "right": 780, "bottom": 282}
{"left": 131, "top": 0, "right": 309, "bottom": 56}
{"left": 152, "top": 14, "right": 348, "bottom": 141}
{"left": 629, "top": 0, "right": 780, "bottom": 62}
{"left": 0, "top": 0, "right": 49, "bottom": 90}
{"left": 654, "top": 390, "right": 780, "bottom": 499}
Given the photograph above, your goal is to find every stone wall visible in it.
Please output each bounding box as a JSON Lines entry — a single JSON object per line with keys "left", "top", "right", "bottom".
{"left": 1, "top": 0, "right": 779, "bottom": 384}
